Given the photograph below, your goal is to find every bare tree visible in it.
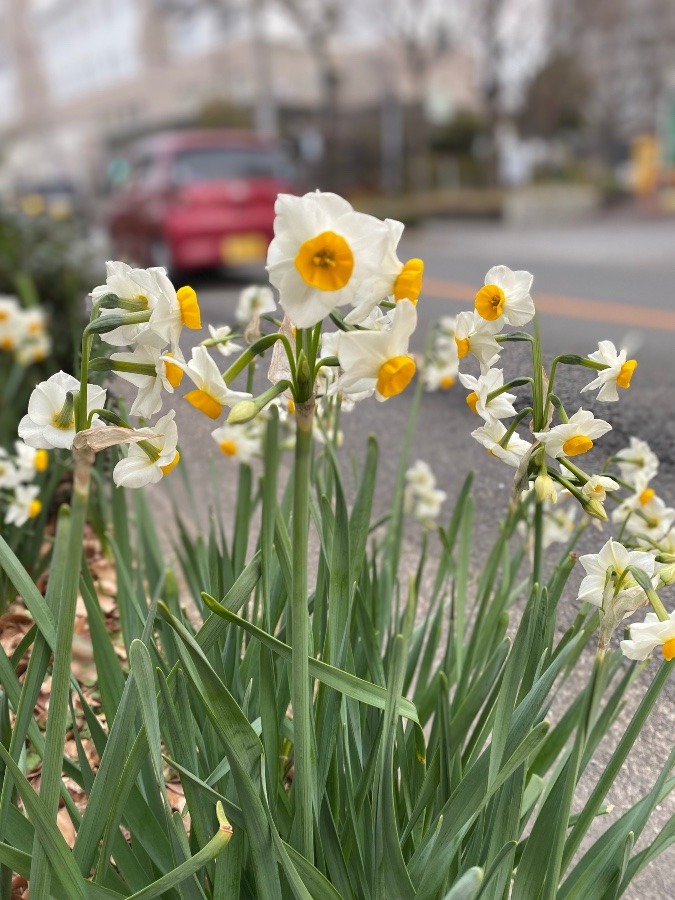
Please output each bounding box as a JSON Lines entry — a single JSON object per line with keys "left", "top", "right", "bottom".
{"left": 359, "top": 0, "right": 457, "bottom": 192}
{"left": 545, "top": 0, "right": 675, "bottom": 152}
{"left": 271, "top": 0, "right": 344, "bottom": 188}
{"left": 153, "top": 0, "right": 279, "bottom": 136}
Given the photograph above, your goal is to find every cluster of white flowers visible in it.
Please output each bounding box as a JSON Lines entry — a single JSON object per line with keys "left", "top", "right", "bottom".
{"left": 435, "top": 258, "right": 675, "bottom": 662}
{"left": 16, "top": 189, "right": 425, "bottom": 498}
{"left": 445, "top": 264, "right": 642, "bottom": 529}
{"left": 0, "top": 295, "right": 52, "bottom": 365}
{"left": 18, "top": 261, "right": 213, "bottom": 488}
{"left": 403, "top": 461, "right": 446, "bottom": 528}
{"left": 422, "top": 317, "right": 460, "bottom": 391}
{"left": 442, "top": 265, "right": 536, "bottom": 471}
{"left": 266, "top": 191, "right": 422, "bottom": 404}
{"left": 571, "top": 435, "right": 675, "bottom": 661}
{"left": 0, "top": 441, "right": 49, "bottom": 527}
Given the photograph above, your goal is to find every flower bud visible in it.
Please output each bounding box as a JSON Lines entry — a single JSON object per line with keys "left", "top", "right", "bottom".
{"left": 656, "top": 552, "right": 675, "bottom": 565}
{"left": 658, "top": 564, "right": 675, "bottom": 587}
{"left": 227, "top": 400, "right": 258, "bottom": 425}
{"left": 584, "top": 498, "right": 608, "bottom": 521}
{"left": 534, "top": 473, "right": 558, "bottom": 503}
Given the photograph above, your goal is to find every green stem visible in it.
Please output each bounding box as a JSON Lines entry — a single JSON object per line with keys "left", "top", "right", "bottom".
{"left": 558, "top": 456, "right": 590, "bottom": 484}
{"left": 486, "top": 376, "right": 532, "bottom": 404}
{"left": 531, "top": 317, "right": 544, "bottom": 431}
{"left": 548, "top": 393, "right": 569, "bottom": 423}
{"left": 110, "top": 360, "right": 157, "bottom": 377}
{"left": 532, "top": 499, "right": 544, "bottom": 587}
{"left": 647, "top": 589, "right": 669, "bottom": 621}
{"left": 551, "top": 471, "right": 588, "bottom": 506}
{"left": 309, "top": 322, "right": 323, "bottom": 375}
{"left": 291, "top": 405, "right": 315, "bottom": 858}
{"left": 77, "top": 333, "right": 92, "bottom": 432}
{"left": 221, "top": 333, "right": 290, "bottom": 384}
{"left": 500, "top": 407, "right": 533, "bottom": 446}
{"left": 86, "top": 408, "right": 129, "bottom": 429}
{"left": 495, "top": 331, "right": 534, "bottom": 343}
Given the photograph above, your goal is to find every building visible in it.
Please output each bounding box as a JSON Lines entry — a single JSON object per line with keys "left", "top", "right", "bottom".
{"left": 0, "top": 0, "right": 479, "bottom": 193}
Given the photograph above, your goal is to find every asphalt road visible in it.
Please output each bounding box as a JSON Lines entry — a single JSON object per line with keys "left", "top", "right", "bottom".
{"left": 178, "top": 213, "right": 675, "bottom": 524}
{"left": 153, "top": 214, "right": 675, "bottom": 898}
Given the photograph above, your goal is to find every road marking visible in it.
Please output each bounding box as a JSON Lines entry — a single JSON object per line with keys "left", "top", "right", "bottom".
{"left": 423, "top": 276, "right": 675, "bottom": 332}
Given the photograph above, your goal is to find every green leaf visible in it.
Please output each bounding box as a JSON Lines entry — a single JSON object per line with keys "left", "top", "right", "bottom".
{"left": 158, "top": 603, "right": 283, "bottom": 900}
{"left": 375, "top": 582, "right": 416, "bottom": 900}
{"left": 126, "top": 810, "right": 233, "bottom": 900}
{"left": 279, "top": 840, "right": 344, "bottom": 900}
{"left": 410, "top": 719, "right": 551, "bottom": 896}
{"left": 0, "top": 742, "right": 90, "bottom": 900}
{"left": 200, "top": 591, "right": 419, "bottom": 721}
{"left": 562, "top": 660, "right": 673, "bottom": 871}
{"left": 443, "top": 868, "right": 484, "bottom": 900}
{"left": 0, "top": 533, "right": 57, "bottom": 648}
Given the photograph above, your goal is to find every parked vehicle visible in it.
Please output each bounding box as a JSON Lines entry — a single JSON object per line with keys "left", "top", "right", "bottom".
{"left": 14, "top": 180, "right": 84, "bottom": 221}
{"left": 104, "top": 130, "right": 296, "bottom": 273}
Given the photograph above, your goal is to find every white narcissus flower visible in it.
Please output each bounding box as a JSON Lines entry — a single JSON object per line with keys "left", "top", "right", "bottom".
{"left": 13, "top": 441, "right": 49, "bottom": 482}
{"left": 15, "top": 308, "right": 51, "bottom": 363}
{"left": 334, "top": 299, "right": 417, "bottom": 402}
{"left": 424, "top": 317, "right": 460, "bottom": 391}
{"left": 459, "top": 368, "right": 517, "bottom": 423}
{"left": 620, "top": 494, "right": 675, "bottom": 544}
{"left": 533, "top": 408, "right": 611, "bottom": 459}
{"left": 474, "top": 265, "right": 534, "bottom": 327}
{"left": 404, "top": 461, "right": 446, "bottom": 527}
{"left": 211, "top": 423, "right": 261, "bottom": 464}
{"left": 113, "top": 411, "right": 180, "bottom": 489}
{"left": 454, "top": 311, "right": 501, "bottom": 373}
{"left": 471, "top": 420, "right": 531, "bottom": 468}
{"left": 146, "top": 269, "right": 202, "bottom": 351}
{"left": 167, "top": 346, "right": 251, "bottom": 419}
{"left": 611, "top": 475, "right": 658, "bottom": 522}
{"left": 0, "top": 450, "right": 21, "bottom": 489}
{"left": 424, "top": 361, "right": 459, "bottom": 392}
{"left": 620, "top": 612, "right": 675, "bottom": 661}
{"left": 18, "top": 372, "right": 106, "bottom": 450}
{"left": 16, "top": 331, "right": 51, "bottom": 365}
{"left": 541, "top": 498, "right": 578, "bottom": 549}
{"left": 17, "top": 307, "right": 48, "bottom": 339}
{"left": 581, "top": 475, "right": 620, "bottom": 503}
{"left": 0, "top": 295, "right": 22, "bottom": 352}
{"left": 615, "top": 437, "right": 659, "bottom": 486}
{"left": 111, "top": 345, "right": 184, "bottom": 418}
{"left": 5, "top": 484, "right": 42, "bottom": 527}
{"left": 580, "top": 340, "right": 638, "bottom": 402}
{"left": 235, "top": 285, "right": 276, "bottom": 326}
{"left": 346, "top": 218, "right": 424, "bottom": 323}
{"left": 266, "top": 191, "right": 392, "bottom": 328}
{"left": 405, "top": 460, "right": 437, "bottom": 491}
{"left": 577, "top": 538, "right": 656, "bottom": 608}
{"left": 91, "top": 261, "right": 169, "bottom": 348}
{"left": 205, "top": 324, "right": 242, "bottom": 357}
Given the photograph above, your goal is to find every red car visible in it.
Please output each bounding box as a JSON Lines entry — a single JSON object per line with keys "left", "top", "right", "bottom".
{"left": 105, "top": 130, "right": 296, "bottom": 273}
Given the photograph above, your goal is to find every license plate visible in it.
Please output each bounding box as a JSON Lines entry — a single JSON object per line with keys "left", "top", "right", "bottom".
{"left": 221, "top": 233, "right": 267, "bottom": 265}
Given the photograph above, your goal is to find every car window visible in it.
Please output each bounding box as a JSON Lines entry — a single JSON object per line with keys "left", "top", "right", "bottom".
{"left": 130, "top": 155, "right": 156, "bottom": 185}
{"left": 171, "top": 147, "right": 294, "bottom": 184}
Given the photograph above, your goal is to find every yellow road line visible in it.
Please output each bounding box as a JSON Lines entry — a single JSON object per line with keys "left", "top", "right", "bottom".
{"left": 423, "top": 276, "right": 675, "bottom": 332}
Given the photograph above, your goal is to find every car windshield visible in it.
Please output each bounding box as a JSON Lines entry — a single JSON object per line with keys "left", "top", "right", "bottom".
{"left": 172, "top": 147, "right": 294, "bottom": 184}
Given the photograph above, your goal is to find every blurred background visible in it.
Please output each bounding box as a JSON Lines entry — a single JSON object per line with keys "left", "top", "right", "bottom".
{"left": 1, "top": 0, "right": 675, "bottom": 231}
{"left": 1, "top": 0, "right": 675, "bottom": 379}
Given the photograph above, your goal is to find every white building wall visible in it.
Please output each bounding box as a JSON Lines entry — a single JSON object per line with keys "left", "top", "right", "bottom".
{"left": 31, "top": 0, "right": 142, "bottom": 103}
